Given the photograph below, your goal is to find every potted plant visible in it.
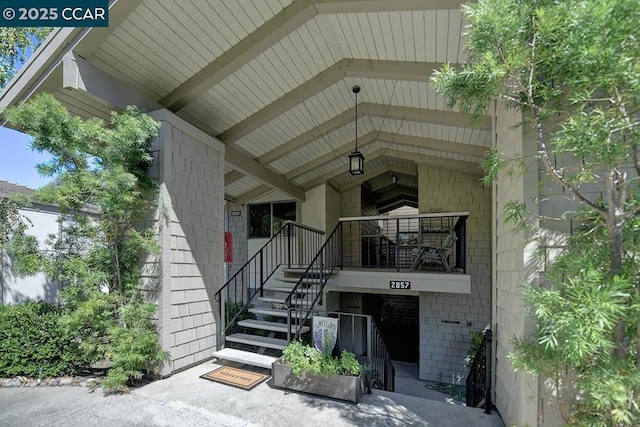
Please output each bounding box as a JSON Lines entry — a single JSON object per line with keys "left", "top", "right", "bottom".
{"left": 271, "top": 340, "right": 365, "bottom": 403}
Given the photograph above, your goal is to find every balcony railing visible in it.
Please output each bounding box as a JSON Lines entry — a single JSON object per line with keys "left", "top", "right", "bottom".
{"left": 339, "top": 212, "right": 469, "bottom": 273}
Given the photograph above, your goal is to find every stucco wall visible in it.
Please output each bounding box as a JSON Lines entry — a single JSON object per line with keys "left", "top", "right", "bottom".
{"left": 325, "top": 185, "right": 341, "bottom": 232}
{"left": 417, "top": 165, "right": 492, "bottom": 383}
{"left": 150, "top": 111, "right": 225, "bottom": 375}
{"left": 301, "top": 185, "right": 326, "bottom": 232}
{"left": 0, "top": 206, "right": 61, "bottom": 304}
{"left": 341, "top": 186, "right": 362, "bottom": 268}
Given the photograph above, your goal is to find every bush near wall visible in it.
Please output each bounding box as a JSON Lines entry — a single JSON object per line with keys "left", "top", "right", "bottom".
{"left": 0, "top": 301, "right": 86, "bottom": 377}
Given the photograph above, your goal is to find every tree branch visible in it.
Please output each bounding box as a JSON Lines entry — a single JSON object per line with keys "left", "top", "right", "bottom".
{"left": 526, "top": 33, "right": 607, "bottom": 216}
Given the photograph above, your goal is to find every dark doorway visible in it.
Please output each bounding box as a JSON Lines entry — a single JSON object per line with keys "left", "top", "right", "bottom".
{"left": 362, "top": 294, "right": 419, "bottom": 363}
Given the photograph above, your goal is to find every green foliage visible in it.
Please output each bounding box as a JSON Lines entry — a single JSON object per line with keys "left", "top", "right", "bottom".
{"left": 282, "top": 340, "right": 362, "bottom": 377}
{"left": 102, "top": 303, "right": 169, "bottom": 390}
{"left": 0, "top": 27, "right": 51, "bottom": 88}
{"left": 0, "top": 301, "right": 85, "bottom": 377}
{"left": 433, "top": 0, "right": 640, "bottom": 424}
{"left": 0, "top": 196, "right": 41, "bottom": 277}
{"left": 509, "top": 212, "right": 640, "bottom": 424}
{"left": 503, "top": 200, "right": 529, "bottom": 233}
{"left": 464, "top": 329, "right": 486, "bottom": 368}
{"left": 3, "top": 94, "right": 165, "bottom": 390}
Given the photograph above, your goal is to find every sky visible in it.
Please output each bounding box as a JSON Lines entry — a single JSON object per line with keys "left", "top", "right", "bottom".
{"left": 0, "top": 125, "right": 53, "bottom": 189}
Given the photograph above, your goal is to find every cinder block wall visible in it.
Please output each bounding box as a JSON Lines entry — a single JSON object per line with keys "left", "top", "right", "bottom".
{"left": 150, "top": 111, "right": 225, "bottom": 375}
{"left": 417, "top": 166, "right": 492, "bottom": 383}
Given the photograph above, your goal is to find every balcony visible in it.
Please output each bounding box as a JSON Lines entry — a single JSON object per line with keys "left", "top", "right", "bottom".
{"left": 331, "top": 212, "right": 471, "bottom": 294}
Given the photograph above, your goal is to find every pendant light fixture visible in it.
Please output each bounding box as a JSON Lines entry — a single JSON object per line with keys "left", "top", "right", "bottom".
{"left": 348, "top": 85, "right": 364, "bottom": 175}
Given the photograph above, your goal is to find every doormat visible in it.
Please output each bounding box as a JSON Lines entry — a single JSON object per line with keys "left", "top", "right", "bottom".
{"left": 200, "top": 366, "right": 270, "bottom": 390}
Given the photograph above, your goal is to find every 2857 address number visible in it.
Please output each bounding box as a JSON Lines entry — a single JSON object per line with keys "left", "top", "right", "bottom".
{"left": 390, "top": 281, "right": 411, "bottom": 290}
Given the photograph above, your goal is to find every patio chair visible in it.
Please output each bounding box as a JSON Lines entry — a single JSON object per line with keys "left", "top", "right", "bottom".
{"left": 410, "top": 232, "right": 456, "bottom": 271}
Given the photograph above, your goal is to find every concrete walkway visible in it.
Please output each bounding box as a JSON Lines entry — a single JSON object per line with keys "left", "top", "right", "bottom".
{"left": 0, "top": 361, "right": 504, "bottom": 427}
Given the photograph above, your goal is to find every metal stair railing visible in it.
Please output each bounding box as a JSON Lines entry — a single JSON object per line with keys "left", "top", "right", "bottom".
{"left": 285, "top": 222, "right": 342, "bottom": 342}
{"left": 369, "top": 317, "right": 395, "bottom": 392}
{"left": 465, "top": 328, "right": 493, "bottom": 413}
{"left": 215, "top": 221, "right": 325, "bottom": 350}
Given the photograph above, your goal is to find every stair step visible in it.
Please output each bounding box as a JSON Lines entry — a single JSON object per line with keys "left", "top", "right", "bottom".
{"left": 249, "top": 307, "right": 287, "bottom": 317}
{"left": 264, "top": 286, "right": 315, "bottom": 294}
{"left": 212, "top": 348, "right": 276, "bottom": 370}
{"left": 258, "top": 296, "right": 313, "bottom": 307}
{"left": 249, "top": 307, "right": 309, "bottom": 318}
{"left": 258, "top": 297, "right": 286, "bottom": 304}
{"left": 237, "top": 319, "right": 310, "bottom": 334}
{"left": 283, "top": 268, "right": 335, "bottom": 275}
{"left": 280, "top": 277, "right": 321, "bottom": 284}
{"left": 226, "top": 333, "right": 288, "bottom": 351}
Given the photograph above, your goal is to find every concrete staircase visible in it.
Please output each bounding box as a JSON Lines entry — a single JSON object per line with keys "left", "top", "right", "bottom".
{"left": 212, "top": 266, "right": 332, "bottom": 369}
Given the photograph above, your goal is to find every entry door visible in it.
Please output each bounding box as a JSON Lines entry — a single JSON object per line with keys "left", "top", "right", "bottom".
{"left": 362, "top": 294, "right": 419, "bottom": 363}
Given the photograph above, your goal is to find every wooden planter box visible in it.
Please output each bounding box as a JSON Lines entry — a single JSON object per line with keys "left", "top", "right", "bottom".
{"left": 271, "top": 361, "right": 365, "bottom": 403}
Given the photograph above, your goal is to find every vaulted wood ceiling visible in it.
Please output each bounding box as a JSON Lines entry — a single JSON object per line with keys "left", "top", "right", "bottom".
{"left": 3, "top": 0, "right": 490, "bottom": 203}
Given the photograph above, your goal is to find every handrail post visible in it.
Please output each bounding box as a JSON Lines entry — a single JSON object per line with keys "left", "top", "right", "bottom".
{"left": 286, "top": 307, "right": 292, "bottom": 343}
{"left": 484, "top": 329, "right": 493, "bottom": 414}
{"left": 338, "top": 222, "right": 343, "bottom": 269}
{"left": 216, "top": 292, "right": 222, "bottom": 351}
{"left": 366, "top": 315, "right": 372, "bottom": 362}
{"left": 395, "top": 218, "right": 400, "bottom": 272}
{"left": 259, "top": 250, "right": 264, "bottom": 298}
{"left": 287, "top": 224, "right": 292, "bottom": 268}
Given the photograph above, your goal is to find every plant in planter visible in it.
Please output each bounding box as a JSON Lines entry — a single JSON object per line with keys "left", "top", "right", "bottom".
{"left": 272, "top": 340, "right": 365, "bottom": 403}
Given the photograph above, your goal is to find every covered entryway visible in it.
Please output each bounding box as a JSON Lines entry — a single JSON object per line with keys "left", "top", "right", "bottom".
{"left": 362, "top": 294, "right": 419, "bottom": 363}
{"left": 338, "top": 292, "right": 419, "bottom": 364}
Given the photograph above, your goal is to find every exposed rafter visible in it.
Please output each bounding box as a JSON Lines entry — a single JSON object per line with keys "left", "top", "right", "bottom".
{"left": 302, "top": 148, "right": 390, "bottom": 190}
{"left": 283, "top": 130, "right": 484, "bottom": 180}
{"left": 217, "top": 59, "right": 441, "bottom": 145}
{"left": 235, "top": 185, "right": 273, "bottom": 205}
{"left": 382, "top": 149, "right": 483, "bottom": 175}
{"left": 302, "top": 147, "right": 481, "bottom": 190}
{"left": 225, "top": 147, "right": 305, "bottom": 201}
{"left": 225, "top": 170, "right": 245, "bottom": 186}
{"left": 258, "top": 103, "right": 489, "bottom": 166}
{"left": 340, "top": 166, "right": 418, "bottom": 192}
{"left": 160, "top": 0, "right": 463, "bottom": 112}
{"left": 257, "top": 106, "right": 357, "bottom": 164}
{"left": 360, "top": 103, "right": 491, "bottom": 132}
{"left": 60, "top": 53, "right": 306, "bottom": 202}
{"left": 284, "top": 131, "right": 378, "bottom": 180}
{"left": 376, "top": 132, "right": 488, "bottom": 158}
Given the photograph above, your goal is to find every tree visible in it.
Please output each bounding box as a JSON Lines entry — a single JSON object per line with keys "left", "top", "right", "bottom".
{"left": 0, "top": 28, "right": 51, "bottom": 88}
{"left": 432, "top": 0, "right": 640, "bottom": 425}
{"left": 0, "top": 28, "right": 52, "bottom": 278}
{"left": 3, "top": 93, "right": 166, "bottom": 390}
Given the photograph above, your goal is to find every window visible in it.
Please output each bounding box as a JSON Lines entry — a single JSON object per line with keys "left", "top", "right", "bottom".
{"left": 248, "top": 201, "right": 296, "bottom": 238}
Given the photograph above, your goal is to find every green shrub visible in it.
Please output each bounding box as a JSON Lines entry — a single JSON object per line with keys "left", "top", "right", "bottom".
{"left": 101, "top": 302, "right": 169, "bottom": 390}
{"left": 0, "top": 301, "right": 87, "bottom": 377}
{"left": 282, "top": 340, "right": 362, "bottom": 377}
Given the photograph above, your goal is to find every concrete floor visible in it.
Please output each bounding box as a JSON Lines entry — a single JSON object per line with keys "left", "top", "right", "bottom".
{"left": 0, "top": 359, "right": 504, "bottom": 427}
{"left": 391, "top": 361, "right": 467, "bottom": 405}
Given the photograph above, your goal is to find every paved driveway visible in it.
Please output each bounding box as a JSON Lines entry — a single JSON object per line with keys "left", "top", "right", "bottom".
{"left": 0, "top": 361, "right": 504, "bottom": 426}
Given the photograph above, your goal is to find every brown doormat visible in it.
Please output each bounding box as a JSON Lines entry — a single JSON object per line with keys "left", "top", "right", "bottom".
{"left": 200, "top": 366, "right": 270, "bottom": 390}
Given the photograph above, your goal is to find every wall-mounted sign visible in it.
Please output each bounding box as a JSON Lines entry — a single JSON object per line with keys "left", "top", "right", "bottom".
{"left": 313, "top": 316, "right": 338, "bottom": 353}
{"left": 230, "top": 210, "right": 242, "bottom": 216}
{"left": 390, "top": 280, "right": 411, "bottom": 290}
